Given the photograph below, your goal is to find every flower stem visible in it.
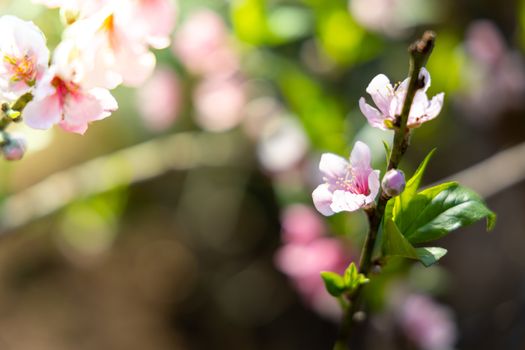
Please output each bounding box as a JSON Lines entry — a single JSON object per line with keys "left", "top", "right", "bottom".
{"left": 333, "top": 31, "right": 436, "bottom": 350}
{"left": 361, "top": 30, "right": 435, "bottom": 275}
{"left": 0, "top": 93, "right": 33, "bottom": 133}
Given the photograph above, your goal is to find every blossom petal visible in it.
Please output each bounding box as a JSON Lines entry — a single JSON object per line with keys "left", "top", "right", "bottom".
{"left": 312, "top": 184, "right": 335, "bottom": 216}
{"left": 61, "top": 88, "right": 117, "bottom": 134}
{"left": 350, "top": 141, "right": 372, "bottom": 171}
{"left": 366, "top": 170, "right": 381, "bottom": 204}
{"left": 59, "top": 120, "right": 88, "bottom": 134}
{"left": 89, "top": 88, "right": 118, "bottom": 119}
{"left": 319, "top": 153, "right": 348, "bottom": 181}
{"left": 330, "top": 190, "right": 367, "bottom": 213}
{"left": 424, "top": 92, "right": 445, "bottom": 120}
{"left": 116, "top": 44, "right": 156, "bottom": 87}
{"left": 359, "top": 97, "right": 388, "bottom": 130}
{"left": 23, "top": 94, "right": 61, "bottom": 130}
{"left": 407, "top": 91, "right": 429, "bottom": 125}
{"left": 366, "top": 73, "right": 392, "bottom": 115}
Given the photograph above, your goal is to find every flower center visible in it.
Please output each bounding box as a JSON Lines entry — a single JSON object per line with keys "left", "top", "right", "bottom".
{"left": 4, "top": 54, "right": 37, "bottom": 85}
{"left": 51, "top": 76, "right": 80, "bottom": 106}
{"left": 99, "top": 14, "right": 119, "bottom": 50}
{"left": 333, "top": 167, "right": 370, "bottom": 195}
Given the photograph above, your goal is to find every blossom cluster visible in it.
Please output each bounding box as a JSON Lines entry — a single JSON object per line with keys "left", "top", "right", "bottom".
{"left": 313, "top": 68, "right": 444, "bottom": 215}
{"left": 0, "top": 0, "right": 176, "bottom": 138}
{"left": 172, "top": 10, "right": 246, "bottom": 132}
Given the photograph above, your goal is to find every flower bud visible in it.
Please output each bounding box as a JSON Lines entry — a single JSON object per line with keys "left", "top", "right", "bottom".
{"left": 382, "top": 169, "right": 406, "bottom": 197}
{"left": 2, "top": 136, "right": 26, "bottom": 161}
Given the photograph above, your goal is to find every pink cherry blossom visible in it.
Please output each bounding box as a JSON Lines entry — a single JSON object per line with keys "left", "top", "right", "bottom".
{"left": 312, "top": 141, "right": 380, "bottom": 216}
{"left": 397, "top": 294, "right": 457, "bottom": 350}
{"left": 172, "top": 10, "right": 239, "bottom": 76}
{"left": 22, "top": 42, "right": 117, "bottom": 135}
{"left": 359, "top": 68, "right": 445, "bottom": 130}
{"left": 0, "top": 16, "right": 49, "bottom": 102}
{"left": 63, "top": 5, "right": 156, "bottom": 88}
{"left": 137, "top": 67, "right": 181, "bottom": 132}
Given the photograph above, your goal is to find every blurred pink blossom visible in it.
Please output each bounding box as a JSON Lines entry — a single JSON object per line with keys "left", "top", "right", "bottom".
{"left": 23, "top": 42, "right": 118, "bottom": 134}
{"left": 256, "top": 116, "right": 309, "bottom": 173}
{"left": 172, "top": 10, "right": 238, "bottom": 76}
{"left": 460, "top": 20, "right": 525, "bottom": 124}
{"left": 137, "top": 67, "right": 181, "bottom": 132}
{"left": 359, "top": 68, "right": 444, "bottom": 130}
{"left": 397, "top": 294, "right": 457, "bottom": 350}
{"left": 132, "top": 0, "right": 177, "bottom": 49}
{"left": 193, "top": 74, "right": 246, "bottom": 132}
{"left": 466, "top": 20, "right": 506, "bottom": 67}
{"left": 350, "top": 0, "right": 404, "bottom": 37}
{"left": 281, "top": 204, "right": 325, "bottom": 244}
{"left": 312, "top": 141, "right": 380, "bottom": 216}
{"left": 275, "top": 205, "right": 351, "bottom": 319}
{"left": 0, "top": 15, "right": 49, "bottom": 102}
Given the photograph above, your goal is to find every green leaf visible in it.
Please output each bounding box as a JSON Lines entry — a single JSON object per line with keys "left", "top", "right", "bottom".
{"left": 393, "top": 149, "right": 436, "bottom": 225}
{"left": 382, "top": 140, "right": 391, "bottom": 165}
{"left": 342, "top": 262, "right": 369, "bottom": 292}
{"left": 415, "top": 247, "right": 448, "bottom": 267}
{"left": 402, "top": 182, "right": 496, "bottom": 244}
{"left": 396, "top": 182, "right": 456, "bottom": 234}
{"left": 321, "top": 271, "right": 346, "bottom": 297}
{"left": 382, "top": 218, "right": 418, "bottom": 259}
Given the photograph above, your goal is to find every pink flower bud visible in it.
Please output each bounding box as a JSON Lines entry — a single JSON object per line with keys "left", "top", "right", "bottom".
{"left": 2, "top": 136, "right": 26, "bottom": 161}
{"left": 382, "top": 169, "right": 406, "bottom": 197}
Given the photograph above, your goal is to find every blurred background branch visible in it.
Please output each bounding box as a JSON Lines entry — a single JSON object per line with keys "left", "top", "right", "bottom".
{"left": 0, "top": 131, "right": 246, "bottom": 233}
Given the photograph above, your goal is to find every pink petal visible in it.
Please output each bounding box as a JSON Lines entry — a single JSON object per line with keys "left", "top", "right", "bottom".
{"left": 366, "top": 170, "right": 381, "bottom": 203}
{"left": 312, "top": 184, "right": 335, "bottom": 216}
{"left": 23, "top": 94, "right": 61, "bottom": 130}
{"left": 330, "top": 190, "right": 367, "bottom": 213}
{"left": 89, "top": 88, "right": 118, "bottom": 118}
{"left": 407, "top": 91, "right": 429, "bottom": 123}
{"left": 350, "top": 141, "right": 372, "bottom": 172}
{"left": 424, "top": 92, "right": 445, "bottom": 120}
{"left": 137, "top": 0, "right": 177, "bottom": 49}
{"left": 359, "top": 97, "right": 388, "bottom": 130}
{"left": 366, "top": 73, "right": 392, "bottom": 116}
{"left": 118, "top": 48, "right": 156, "bottom": 87}
{"left": 319, "top": 153, "right": 348, "bottom": 182}
{"left": 61, "top": 88, "right": 117, "bottom": 134}
{"left": 59, "top": 120, "right": 88, "bottom": 134}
